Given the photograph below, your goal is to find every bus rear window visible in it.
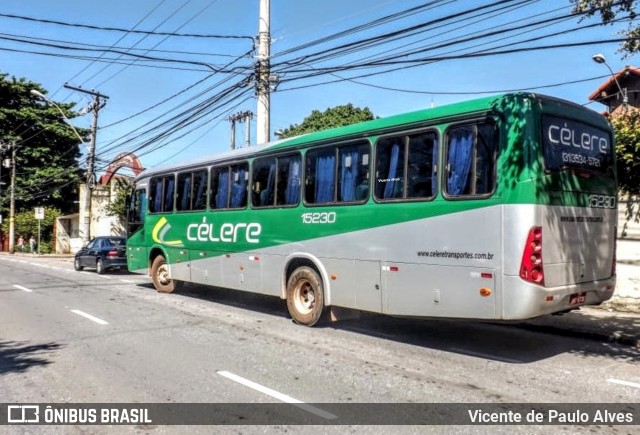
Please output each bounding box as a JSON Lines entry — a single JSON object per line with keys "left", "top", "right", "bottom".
{"left": 541, "top": 115, "right": 613, "bottom": 175}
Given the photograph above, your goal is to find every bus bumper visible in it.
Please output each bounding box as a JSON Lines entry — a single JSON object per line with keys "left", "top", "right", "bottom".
{"left": 501, "top": 275, "right": 616, "bottom": 320}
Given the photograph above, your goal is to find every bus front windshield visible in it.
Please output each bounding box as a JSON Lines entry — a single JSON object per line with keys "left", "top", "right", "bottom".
{"left": 541, "top": 115, "right": 614, "bottom": 177}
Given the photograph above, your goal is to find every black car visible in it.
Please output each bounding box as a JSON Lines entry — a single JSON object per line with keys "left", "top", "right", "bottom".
{"left": 74, "top": 236, "right": 127, "bottom": 274}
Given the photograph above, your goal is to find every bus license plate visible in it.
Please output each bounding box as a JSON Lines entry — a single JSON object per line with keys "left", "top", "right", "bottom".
{"left": 569, "top": 292, "right": 587, "bottom": 305}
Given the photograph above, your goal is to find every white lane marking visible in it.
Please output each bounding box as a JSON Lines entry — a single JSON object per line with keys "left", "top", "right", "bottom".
{"left": 97, "top": 275, "right": 113, "bottom": 280}
{"left": 70, "top": 310, "right": 109, "bottom": 325}
{"left": 449, "top": 348, "right": 523, "bottom": 364}
{"left": 217, "top": 371, "right": 337, "bottom": 420}
{"left": 13, "top": 284, "right": 33, "bottom": 293}
{"left": 119, "top": 279, "right": 136, "bottom": 283}
{"left": 81, "top": 271, "right": 93, "bottom": 275}
{"left": 607, "top": 378, "right": 640, "bottom": 389}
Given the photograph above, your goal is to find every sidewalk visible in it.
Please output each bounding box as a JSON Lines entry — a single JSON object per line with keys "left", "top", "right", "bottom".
{"left": 602, "top": 238, "right": 640, "bottom": 313}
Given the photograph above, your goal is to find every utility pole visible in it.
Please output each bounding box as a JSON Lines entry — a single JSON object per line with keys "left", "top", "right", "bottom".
{"left": 256, "top": 0, "right": 270, "bottom": 144}
{"left": 64, "top": 84, "right": 108, "bottom": 245}
{"left": 229, "top": 111, "right": 254, "bottom": 149}
{"left": 244, "top": 111, "right": 253, "bottom": 147}
{"left": 229, "top": 116, "right": 237, "bottom": 150}
{"left": 8, "top": 143, "right": 16, "bottom": 254}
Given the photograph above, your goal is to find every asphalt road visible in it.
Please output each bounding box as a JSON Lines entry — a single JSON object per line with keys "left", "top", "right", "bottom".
{"left": 0, "top": 255, "right": 638, "bottom": 434}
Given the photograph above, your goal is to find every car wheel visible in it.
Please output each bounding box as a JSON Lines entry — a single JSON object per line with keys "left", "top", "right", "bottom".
{"left": 74, "top": 257, "right": 83, "bottom": 271}
{"left": 96, "top": 259, "right": 106, "bottom": 274}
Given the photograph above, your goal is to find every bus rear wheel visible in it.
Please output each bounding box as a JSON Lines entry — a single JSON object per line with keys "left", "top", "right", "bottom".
{"left": 286, "top": 266, "right": 324, "bottom": 326}
{"left": 151, "top": 255, "right": 180, "bottom": 293}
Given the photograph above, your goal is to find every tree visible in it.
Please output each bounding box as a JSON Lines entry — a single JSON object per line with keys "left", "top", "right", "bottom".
{"left": 0, "top": 73, "right": 86, "bottom": 218}
{"left": 277, "top": 104, "right": 376, "bottom": 139}
{"left": 104, "top": 177, "right": 132, "bottom": 233}
{"left": 611, "top": 110, "right": 640, "bottom": 194}
{"left": 571, "top": 0, "right": 640, "bottom": 55}
{"left": 610, "top": 109, "right": 640, "bottom": 235}
{"left": 0, "top": 206, "right": 60, "bottom": 253}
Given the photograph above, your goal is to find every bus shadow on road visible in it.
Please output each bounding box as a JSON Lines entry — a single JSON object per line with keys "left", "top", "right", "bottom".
{"left": 0, "top": 340, "right": 64, "bottom": 375}
{"left": 141, "top": 282, "right": 640, "bottom": 364}
{"left": 170, "top": 283, "right": 290, "bottom": 319}
{"left": 332, "top": 312, "right": 640, "bottom": 364}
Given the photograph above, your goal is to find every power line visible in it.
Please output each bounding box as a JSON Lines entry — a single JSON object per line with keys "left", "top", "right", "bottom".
{"left": 0, "top": 34, "right": 233, "bottom": 72}
{"left": 0, "top": 12, "right": 253, "bottom": 40}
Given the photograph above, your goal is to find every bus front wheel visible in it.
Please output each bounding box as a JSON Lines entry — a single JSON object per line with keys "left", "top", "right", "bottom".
{"left": 286, "top": 266, "right": 325, "bottom": 326}
{"left": 151, "top": 255, "right": 180, "bottom": 293}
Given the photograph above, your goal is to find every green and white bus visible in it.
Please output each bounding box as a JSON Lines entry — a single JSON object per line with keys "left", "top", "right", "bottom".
{"left": 126, "top": 93, "right": 617, "bottom": 326}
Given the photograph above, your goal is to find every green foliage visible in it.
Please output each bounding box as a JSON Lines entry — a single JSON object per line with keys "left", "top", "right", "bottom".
{"left": 610, "top": 110, "right": 640, "bottom": 195}
{"left": 1, "top": 206, "right": 60, "bottom": 252}
{"left": 571, "top": 0, "right": 639, "bottom": 55}
{"left": 610, "top": 110, "right": 640, "bottom": 233}
{"left": 278, "top": 104, "right": 376, "bottom": 139}
{"left": 104, "top": 178, "right": 131, "bottom": 226}
{"left": 0, "top": 72, "right": 85, "bottom": 216}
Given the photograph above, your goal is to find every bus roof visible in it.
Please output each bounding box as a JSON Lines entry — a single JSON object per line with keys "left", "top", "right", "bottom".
{"left": 135, "top": 92, "right": 603, "bottom": 180}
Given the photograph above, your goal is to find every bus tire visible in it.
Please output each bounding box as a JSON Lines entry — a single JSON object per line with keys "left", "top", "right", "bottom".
{"left": 286, "top": 266, "right": 324, "bottom": 326}
{"left": 151, "top": 255, "right": 179, "bottom": 293}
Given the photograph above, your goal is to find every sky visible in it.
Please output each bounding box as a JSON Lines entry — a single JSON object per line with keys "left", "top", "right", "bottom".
{"left": 0, "top": 0, "right": 637, "bottom": 177}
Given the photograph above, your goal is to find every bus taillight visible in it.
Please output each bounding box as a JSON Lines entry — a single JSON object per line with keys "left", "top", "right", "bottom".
{"left": 520, "top": 227, "right": 544, "bottom": 286}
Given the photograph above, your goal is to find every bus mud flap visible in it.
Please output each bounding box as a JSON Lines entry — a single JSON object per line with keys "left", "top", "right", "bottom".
{"left": 330, "top": 306, "right": 362, "bottom": 322}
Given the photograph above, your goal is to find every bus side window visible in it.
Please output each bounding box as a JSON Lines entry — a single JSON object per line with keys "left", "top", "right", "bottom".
{"left": 230, "top": 163, "right": 249, "bottom": 208}
{"left": 163, "top": 176, "right": 175, "bottom": 212}
{"left": 177, "top": 172, "right": 192, "bottom": 212}
{"left": 252, "top": 158, "right": 276, "bottom": 207}
{"left": 375, "top": 137, "right": 405, "bottom": 200}
{"left": 305, "top": 147, "right": 336, "bottom": 204}
{"left": 338, "top": 142, "right": 369, "bottom": 202}
{"left": 177, "top": 169, "right": 208, "bottom": 212}
{"left": 276, "top": 154, "right": 301, "bottom": 206}
{"left": 149, "top": 178, "right": 161, "bottom": 213}
{"left": 475, "top": 124, "right": 498, "bottom": 195}
{"left": 211, "top": 166, "right": 230, "bottom": 209}
{"left": 406, "top": 132, "right": 438, "bottom": 199}
{"left": 445, "top": 121, "right": 498, "bottom": 197}
{"left": 192, "top": 170, "right": 208, "bottom": 210}
{"left": 149, "top": 175, "right": 174, "bottom": 213}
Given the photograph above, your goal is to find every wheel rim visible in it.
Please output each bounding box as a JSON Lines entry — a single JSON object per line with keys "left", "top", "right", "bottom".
{"left": 97, "top": 261, "right": 103, "bottom": 272}
{"left": 293, "top": 279, "right": 316, "bottom": 315}
{"left": 156, "top": 263, "right": 171, "bottom": 286}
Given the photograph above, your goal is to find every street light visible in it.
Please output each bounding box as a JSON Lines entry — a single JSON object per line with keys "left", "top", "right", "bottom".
{"left": 30, "top": 90, "right": 87, "bottom": 147}
{"left": 31, "top": 89, "right": 94, "bottom": 245}
{"left": 592, "top": 53, "right": 628, "bottom": 108}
